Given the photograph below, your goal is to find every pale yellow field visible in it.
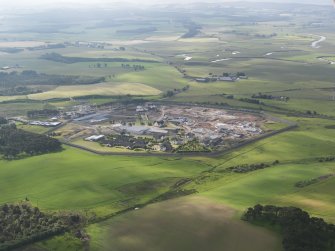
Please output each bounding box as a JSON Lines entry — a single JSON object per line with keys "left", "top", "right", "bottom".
{"left": 178, "top": 37, "right": 220, "bottom": 43}
{"left": 145, "top": 35, "right": 181, "bottom": 42}
{"left": 0, "top": 96, "right": 27, "bottom": 102}
{"left": 28, "top": 82, "right": 161, "bottom": 100}
{"left": 0, "top": 41, "right": 46, "bottom": 48}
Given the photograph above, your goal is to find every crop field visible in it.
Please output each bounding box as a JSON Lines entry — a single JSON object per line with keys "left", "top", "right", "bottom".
{"left": 1, "top": 2, "right": 335, "bottom": 251}
{"left": 28, "top": 82, "right": 161, "bottom": 100}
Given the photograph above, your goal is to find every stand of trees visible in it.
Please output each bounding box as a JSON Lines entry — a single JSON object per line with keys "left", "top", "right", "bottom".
{"left": 0, "top": 125, "right": 62, "bottom": 158}
{"left": 243, "top": 204, "right": 335, "bottom": 251}
{"left": 0, "top": 203, "right": 66, "bottom": 250}
{"left": 181, "top": 22, "right": 202, "bottom": 38}
{"left": 0, "top": 203, "right": 86, "bottom": 251}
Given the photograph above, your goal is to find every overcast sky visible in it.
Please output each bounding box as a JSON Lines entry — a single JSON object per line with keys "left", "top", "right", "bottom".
{"left": 2, "top": 0, "right": 333, "bottom": 7}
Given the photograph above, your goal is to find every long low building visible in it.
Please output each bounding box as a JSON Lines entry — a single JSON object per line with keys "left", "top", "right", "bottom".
{"left": 30, "top": 121, "right": 62, "bottom": 127}
{"left": 85, "top": 135, "right": 105, "bottom": 141}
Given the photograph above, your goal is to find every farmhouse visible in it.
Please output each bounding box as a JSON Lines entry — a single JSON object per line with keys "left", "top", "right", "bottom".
{"left": 196, "top": 78, "right": 209, "bottom": 83}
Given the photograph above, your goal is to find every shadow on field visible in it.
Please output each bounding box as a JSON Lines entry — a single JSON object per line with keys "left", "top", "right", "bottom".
{"left": 101, "top": 197, "right": 283, "bottom": 251}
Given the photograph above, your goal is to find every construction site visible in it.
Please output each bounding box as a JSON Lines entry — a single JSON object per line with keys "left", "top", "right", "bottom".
{"left": 50, "top": 103, "right": 274, "bottom": 153}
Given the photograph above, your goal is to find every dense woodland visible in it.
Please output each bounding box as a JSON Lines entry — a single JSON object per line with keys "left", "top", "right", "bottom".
{"left": 0, "top": 124, "right": 62, "bottom": 158}
{"left": 0, "top": 71, "right": 104, "bottom": 89}
{"left": 243, "top": 205, "right": 335, "bottom": 251}
{"left": 0, "top": 203, "right": 85, "bottom": 251}
{"left": 0, "top": 203, "right": 65, "bottom": 250}
{"left": 181, "top": 21, "right": 202, "bottom": 38}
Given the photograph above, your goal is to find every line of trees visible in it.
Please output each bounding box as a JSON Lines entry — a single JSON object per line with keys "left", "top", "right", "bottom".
{"left": 121, "top": 64, "right": 145, "bottom": 71}
{"left": 239, "top": 98, "right": 265, "bottom": 105}
{"left": 162, "top": 85, "right": 190, "bottom": 98}
{"left": 318, "top": 156, "right": 335, "bottom": 162}
{"left": 243, "top": 204, "right": 335, "bottom": 251}
{"left": 227, "top": 160, "right": 279, "bottom": 173}
{"left": 295, "top": 174, "right": 333, "bottom": 188}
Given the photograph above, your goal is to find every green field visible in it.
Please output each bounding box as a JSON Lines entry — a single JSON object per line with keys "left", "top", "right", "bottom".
{"left": 86, "top": 197, "right": 283, "bottom": 251}
{"left": 0, "top": 147, "right": 208, "bottom": 212}
{"left": 1, "top": 2, "right": 335, "bottom": 251}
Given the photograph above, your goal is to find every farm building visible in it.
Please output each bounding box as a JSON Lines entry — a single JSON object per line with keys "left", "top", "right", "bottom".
{"left": 85, "top": 135, "right": 105, "bottom": 141}
{"left": 218, "top": 76, "right": 239, "bottom": 82}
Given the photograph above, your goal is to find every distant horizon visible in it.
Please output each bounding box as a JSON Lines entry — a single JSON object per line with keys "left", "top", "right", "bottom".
{"left": 1, "top": 0, "right": 332, "bottom": 9}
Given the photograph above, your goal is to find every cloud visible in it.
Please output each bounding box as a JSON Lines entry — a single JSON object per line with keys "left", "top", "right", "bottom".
{"left": 3, "top": 0, "right": 332, "bottom": 8}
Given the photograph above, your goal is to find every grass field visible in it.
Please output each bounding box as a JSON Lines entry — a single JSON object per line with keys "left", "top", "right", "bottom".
{"left": 28, "top": 82, "right": 161, "bottom": 100}
{"left": 0, "top": 147, "right": 208, "bottom": 212}
{"left": 86, "top": 197, "right": 283, "bottom": 251}
{"left": 201, "top": 162, "right": 335, "bottom": 222}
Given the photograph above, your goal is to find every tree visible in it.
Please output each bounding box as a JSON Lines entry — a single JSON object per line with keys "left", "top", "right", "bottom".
{"left": 0, "top": 117, "right": 7, "bottom": 125}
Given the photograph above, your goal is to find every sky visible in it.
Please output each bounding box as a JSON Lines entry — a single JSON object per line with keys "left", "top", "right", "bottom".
{"left": 1, "top": 0, "right": 332, "bottom": 7}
